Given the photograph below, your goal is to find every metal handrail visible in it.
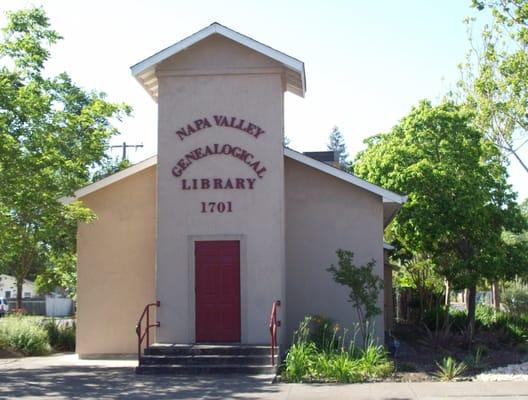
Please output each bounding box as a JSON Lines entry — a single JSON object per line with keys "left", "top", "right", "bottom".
{"left": 135, "top": 300, "right": 160, "bottom": 362}
{"left": 268, "top": 300, "right": 281, "bottom": 366}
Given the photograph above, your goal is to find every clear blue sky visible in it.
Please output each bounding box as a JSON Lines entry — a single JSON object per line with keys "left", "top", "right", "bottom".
{"left": 3, "top": 0, "right": 527, "bottom": 202}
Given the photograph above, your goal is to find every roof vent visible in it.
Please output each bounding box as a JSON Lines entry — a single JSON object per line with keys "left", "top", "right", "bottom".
{"left": 302, "top": 151, "right": 339, "bottom": 167}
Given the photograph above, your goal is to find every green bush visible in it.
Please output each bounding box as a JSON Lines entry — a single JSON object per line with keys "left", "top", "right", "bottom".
{"left": 422, "top": 305, "right": 528, "bottom": 343}
{"left": 504, "top": 283, "right": 528, "bottom": 316}
{"left": 0, "top": 316, "right": 51, "bottom": 356}
{"left": 434, "top": 356, "right": 467, "bottom": 381}
{"left": 282, "top": 316, "right": 393, "bottom": 383}
{"left": 45, "top": 320, "right": 75, "bottom": 351}
{"left": 306, "top": 315, "right": 339, "bottom": 352}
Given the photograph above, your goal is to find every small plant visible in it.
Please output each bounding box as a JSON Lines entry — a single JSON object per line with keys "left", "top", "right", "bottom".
{"left": 306, "top": 315, "right": 339, "bottom": 352}
{"left": 282, "top": 317, "right": 393, "bottom": 383}
{"left": 0, "top": 316, "right": 50, "bottom": 356}
{"left": 327, "top": 249, "right": 383, "bottom": 345}
{"left": 282, "top": 342, "right": 316, "bottom": 382}
{"left": 434, "top": 356, "right": 467, "bottom": 381}
{"left": 464, "top": 346, "right": 485, "bottom": 369}
{"left": 419, "top": 321, "right": 453, "bottom": 350}
{"left": 45, "top": 320, "right": 75, "bottom": 351}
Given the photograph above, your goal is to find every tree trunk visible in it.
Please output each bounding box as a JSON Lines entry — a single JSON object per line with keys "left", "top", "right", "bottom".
{"left": 418, "top": 288, "right": 425, "bottom": 323}
{"left": 492, "top": 281, "right": 500, "bottom": 311}
{"left": 467, "top": 285, "right": 477, "bottom": 346}
{"left": 444, "top": 280, "right": 451, "bottom": 328}
{"left": 16, "top": 279, "right": 23, "bottom": 310}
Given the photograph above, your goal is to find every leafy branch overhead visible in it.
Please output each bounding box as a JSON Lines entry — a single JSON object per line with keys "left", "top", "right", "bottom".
{"left": 460, "top": 0, "right": 528, "bottom": 172}
{"left": 0, "top": 7, "right": 130, "bottom": 305}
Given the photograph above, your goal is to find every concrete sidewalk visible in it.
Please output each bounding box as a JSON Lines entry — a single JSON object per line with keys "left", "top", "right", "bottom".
{"left": 1, "top": 354, "right": 528, "bottom": 399}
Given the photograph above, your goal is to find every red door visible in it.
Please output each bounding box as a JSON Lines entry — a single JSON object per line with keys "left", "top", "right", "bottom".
{"left": 195, "top": 240, "right": 241, "bottom": 342}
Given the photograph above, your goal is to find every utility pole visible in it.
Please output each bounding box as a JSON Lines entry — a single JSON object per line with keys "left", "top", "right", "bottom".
{"left": 110, "top": 142, "right": 144, "bottom": 160}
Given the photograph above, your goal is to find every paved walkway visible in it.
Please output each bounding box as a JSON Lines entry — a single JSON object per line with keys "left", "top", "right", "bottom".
{"left": 1, "top": 354, "right": 528, "bottom": 399}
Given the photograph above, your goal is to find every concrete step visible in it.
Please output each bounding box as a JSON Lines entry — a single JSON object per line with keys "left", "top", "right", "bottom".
{"left": 144, "top": 344, "right": 276, "bottom": 356}
{"left": 136, "top": 364, "right": 277, "bottom": 375}
{"left": 140, "top": 354, "right": 276, "bottom": 366}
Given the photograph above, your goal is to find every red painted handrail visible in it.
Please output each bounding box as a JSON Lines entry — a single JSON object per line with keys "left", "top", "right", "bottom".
{"left": 269, "top": 300, "right": 281, "bottom": 366}
{"left": 135, "top": 300, "right": 160, "bottom": 362}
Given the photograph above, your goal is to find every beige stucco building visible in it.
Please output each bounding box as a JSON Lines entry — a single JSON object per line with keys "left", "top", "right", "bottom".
{"left": 67, "top": 24, "right": 406, "bottom": 359}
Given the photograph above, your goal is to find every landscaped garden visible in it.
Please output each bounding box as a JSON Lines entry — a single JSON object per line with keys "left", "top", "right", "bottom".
{"left": 0, "top": 315, "right": 75, "bottom": 357}
{"left": 281, "top": 316, "right": 393, "bottom": 383}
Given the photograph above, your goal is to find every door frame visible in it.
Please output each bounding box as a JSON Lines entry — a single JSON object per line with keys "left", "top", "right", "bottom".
{"left": 188, "top": 234, "right": 247, "bottom": 343}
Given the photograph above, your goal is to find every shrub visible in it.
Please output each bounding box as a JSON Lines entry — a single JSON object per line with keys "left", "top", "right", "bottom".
{"left": 503, "top": 283, "right": 528, "bottom": 316}
{"left": 45, "top": 320, "right": 75, "bottom": 351}
{"left": 0, "top": 316, "right": 51, "bottom": 356}
{"left": 475, "top": 305, "right": 496, "bottom": 327}
{"left": 423, "top": 308, "right": 466, "bottom": 333}
{"left": 423, "top": 305, "right": 528, "bottom": 343}
{"left": 434, "top": 356, "right": 467, "bottom": 381}
{"left": 282, "top": 317, "right": 393, "bottom": 383}
{"left": 282, "top": 342, "right": 317, "bottom": 382}
{"left": 306, "top": 315, "right": 339, "bottom": 352}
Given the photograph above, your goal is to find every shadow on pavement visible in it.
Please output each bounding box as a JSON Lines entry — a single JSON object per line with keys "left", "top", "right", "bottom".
{"left": 0, "top": 365, "right": 280, "bottom": 399}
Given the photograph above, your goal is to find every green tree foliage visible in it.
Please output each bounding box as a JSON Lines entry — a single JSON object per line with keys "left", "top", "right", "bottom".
{"left": 327, "top": 126, "right": 349, "bottom": 167}
{"left": 0, "top": 8, "right": 130, "bottom": 307}
{"left": 327, "top": 249, "right": 383, "bottom": 344}
{"left": 459, "top": 0, "right": 528, "bottom": 172}
{"left": 353, "top": 100, "right": 527, "bottom": 341}
{"left": 394, "top": 253, "right": 444, "bottom": 322}
{"left": 91, "top": 157, "right": 131, "bottom": 183}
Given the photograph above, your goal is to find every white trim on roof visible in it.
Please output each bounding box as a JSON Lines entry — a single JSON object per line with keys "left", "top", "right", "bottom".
{"left": 63, "top": 150, "right": 406, "bottom": 206}
{"left": 60, "top": 155, "right": 157, "bottom": 204}
{"left": 284, "top": 148, "right": 407, "bottom": 204}
{"left": 131, "top": 23, "right": 306, "bottom": 101}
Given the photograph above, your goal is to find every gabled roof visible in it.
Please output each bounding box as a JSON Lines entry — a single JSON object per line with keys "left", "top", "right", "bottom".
{"left": 131, "top": 23, "right": 306, "bottom": 101}
{"left": 61, "top": 150, "right": 406, "bottom": 226}
{"left": 60, "top": 155, "right": 157, "bottom": 205}
{"left": 284, "top": 148, "right": 406, "bottom": 204}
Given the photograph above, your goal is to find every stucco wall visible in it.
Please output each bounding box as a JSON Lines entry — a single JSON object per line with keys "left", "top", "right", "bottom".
{"left": 285, "top": 157, "right": 385, "bottom": 345}
{"left": 76, "top": 165, "right": 156, "bottom": 356}
{"left": 155, "top": 34, "right": 286, "bottom": 344}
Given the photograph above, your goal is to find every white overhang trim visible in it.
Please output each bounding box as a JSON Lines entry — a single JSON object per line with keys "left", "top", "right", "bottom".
{"left": 284, "top": 148, "right": 407, "bottom": 204}
{"left": 60, "top": 155, "right": 157, "bottom": 204}
{"left": 62, "top": 149, "right": 406, "bottom": 205}
{"left": 130, "top": 23, "right": 306, "bottom": 100}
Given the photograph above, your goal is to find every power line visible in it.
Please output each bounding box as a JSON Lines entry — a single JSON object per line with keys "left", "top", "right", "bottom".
{"left": 109, "top": 142, "right": 144, "bottom": 161}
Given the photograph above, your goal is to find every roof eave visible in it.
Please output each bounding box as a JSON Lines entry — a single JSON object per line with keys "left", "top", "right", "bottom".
{"left": 130, "top": 23, "right": 306, "bottom": 101}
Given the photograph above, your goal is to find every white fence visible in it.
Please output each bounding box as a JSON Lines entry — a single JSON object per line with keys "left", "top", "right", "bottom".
{"left": 45, "top": 296, "right": 74, "bottom": 317}
{"left": 6, "top": 296, "right": 74, "bottom": 317}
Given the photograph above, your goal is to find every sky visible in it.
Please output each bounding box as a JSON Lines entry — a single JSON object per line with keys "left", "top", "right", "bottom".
{"left": 2, "top": 0, "right": 527, "bottom": 202}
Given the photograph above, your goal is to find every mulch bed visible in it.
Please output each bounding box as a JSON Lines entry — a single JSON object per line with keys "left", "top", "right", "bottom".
{"left": 383, "top": 323, "right": 528, "bottom": 382}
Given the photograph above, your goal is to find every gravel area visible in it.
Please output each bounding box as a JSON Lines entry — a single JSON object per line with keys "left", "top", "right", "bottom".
{"left": 476, "top": 362, "right": 528, "bottom": 382}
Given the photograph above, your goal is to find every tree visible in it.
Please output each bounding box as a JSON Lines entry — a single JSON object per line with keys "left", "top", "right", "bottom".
{"left": 353, "top": 100, "right": 527, "bottom": 342}
{"left": 459, "top": 0, "right": 528, "bottom": 173}
{"left": 327, "top": 249, "right": 383, "bottom": 345}
{"left": 394, "top": 253, "right": 444, "bottom": 323}
{"left": 327, "top": 126, "right": 349, "bottom": 167}
{"left": 0, "top": 8, "right": 130, "bottom": 308}
{"left": 91, "top": 157, "right": 131, "bottom": 182}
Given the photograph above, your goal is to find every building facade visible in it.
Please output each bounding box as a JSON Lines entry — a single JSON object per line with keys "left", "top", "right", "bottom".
{"left": 67, "top": 24, "right": 405, "bottom": 357}
{"left": 0, "top": 275, "right": 36, "bottom": 299}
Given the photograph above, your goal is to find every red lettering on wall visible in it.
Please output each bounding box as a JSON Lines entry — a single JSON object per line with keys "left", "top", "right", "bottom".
{"left": 175, "top": 115, "right": 266, "bottom": 141}
{"left": 170, "top": 143, "right": 267, "bottom": 179}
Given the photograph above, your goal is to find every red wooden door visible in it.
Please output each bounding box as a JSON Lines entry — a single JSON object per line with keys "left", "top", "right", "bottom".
{"left": 195, "top": 240, "right": 241, "bottom": 342}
